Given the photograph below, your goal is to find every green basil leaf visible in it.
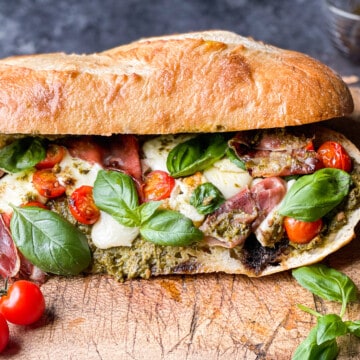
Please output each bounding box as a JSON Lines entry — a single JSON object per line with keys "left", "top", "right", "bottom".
{"left": 166, "top": 134, "right": 228, "bottom": 178}
{"left": 292, "top": 264, "right": 358, "bottom": 305}
{"left": 345, "top": 320, "right": 360, "bottom": 337}
{"left": 190, "top": 182, "right": 225, "bottom": 215}
{"left": 279, "top": 168, "right": 352, "bottom": 221}
{"left": 137, "top": 201, "right": 162, "bottom": 224}
{"left": 317, "top": 314, "right": 348, "bottom": 345}
{"left": 292, "top": 326, "right": 338, "bottom": 360}
{"left": 140, "top": 209, "right": 203, "bottom": 246}
{"left": 0, "top": 137, "right": 46, "bottom": 173}
{"left": 10, "top": 206, "right": 91, "bottom": 275}
{"left": 93, "top": 170, "right": 140, "bottom": 227}
{"left": 226, "top": 147, "right": 246, "bottom": 170}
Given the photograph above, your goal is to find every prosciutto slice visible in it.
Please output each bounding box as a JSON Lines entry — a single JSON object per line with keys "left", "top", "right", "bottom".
{"left": 200, "top": 187, "right": 258, "bottom": 248}
{"left": 66, "top": 134, "right": 143, "bottom": 183}
{"left": 229, "top": 129, "right": 320, "bottom": 177}
{"left": 0, "top": 214, "right": 20, "bottom": 278}
{"left": 201, "top": 177, "right": 287, "bottom": 248}
{"left": 0, "top": 214, "right": 46, "bottom": 283}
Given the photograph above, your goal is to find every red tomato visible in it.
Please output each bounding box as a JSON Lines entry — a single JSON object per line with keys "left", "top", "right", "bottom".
{"left": 143, "top": 170, "right": 176, "bottom": 201}
{"left": 305, "top": 141, "right": 314, "bottom": 151}
{"left": 32, "top": 169, "right": 66, "bottom": 198}
{"left": 69, "top": 185, "right": 100, "bottom": 225}
{"left": 0, "top": 313, "right": 9, "bottom": 353}
{"left": 21, "top": 201, "right": 48, "bottom": 209}
{"left": 36, "top": 144, "right": 65, "bottom": 170}
{"left": 317, "top": 141, "right": 352, "bottom": 172}
{"left": 284, "top": 217, "right": 323, "bottom": 244}
{"left": 0, "top": 280, "right": 45, "bottom": 325}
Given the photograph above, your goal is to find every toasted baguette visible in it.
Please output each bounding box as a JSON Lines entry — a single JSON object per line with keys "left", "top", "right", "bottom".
{"left": 0, "top": 30, "right": 354, "bottom": 136}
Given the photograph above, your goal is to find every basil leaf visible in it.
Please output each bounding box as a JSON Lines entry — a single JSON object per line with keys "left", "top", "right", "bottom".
{"left": 292, "top": 265, "right": 358, "bottom": 305}
{"left": 10, "top": 206, "right": 91, "bottom": 276}
{"left": 190, "top": 182, "right": 225, "bottom": 215}
{"left": 166, "top": 134, "right": 228, "bottom": 178}
{"left": 345, "top": 320, "right": 360, "bottom": 337}
{"left": 93, "top": 170, "right": 140, "bottom": 227}
{"left": 0, "top": 137, "right": 46, "bottom": 173}
{"left": 279, "top": 168, "right": 352, "bottom": 221}
{"left": 317, "top": 314, "right": 348, "bottom": 345}
{"left": 140, "top": 209, "right": 203, "bottom": 246}
{"left": 292, "top": 326, "right": 338, "bottom": 360}
{"left": 226, "top": 147, "right": 246, "bottom": 170}
{"left": 138, "top": 201, "right": 162, "bottom": 224}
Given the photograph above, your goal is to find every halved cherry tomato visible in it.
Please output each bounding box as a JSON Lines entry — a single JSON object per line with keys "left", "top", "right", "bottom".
{"left": 317, "top": 141, "right": 352, "bottom": 172}
{"left": 32, "top": 169, "right": 66, "bottom": 198}
{"left": 143, "top": 170, "right": 176, "bottom": 201}
{"left": 69, "top": 185, "right": 100, "bottom": 225}
{"left": 21, "top": 201, "right": 48, "bottom": 209}
{"left": 36, "top": 144, "right": 65, "bottom": 170}
{"left": 284, "top": 217, "right": 323, "bottom": 244}
{"left": 0, "top": 313, "right": 9, "bottom": 352}
{"left": 0, "top": 280, "right": 45, "bottom": 325}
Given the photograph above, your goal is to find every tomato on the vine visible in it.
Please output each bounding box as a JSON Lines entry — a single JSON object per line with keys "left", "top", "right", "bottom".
{"left": 0, "top": 313, "right": 9, "bottom": 352}
{"left": 36, "top": 144, "right": 65, "bottom": 170}
{"left": 0, "top": 280, "right": 45, "bottom": 326}
{"left": 317, "top": 141, "right": 352, "bottom": 172}
{"left": 69, "top": 185, "right": 100, "bottom": 225}
{"left": 284, "top": 217, "right": 323, "bottom": 244}
{"left": 32, "top": 169, "right": 66, "bottom": 198}
{"left": 143, "top": 170, "right": 176, "bottom": 201}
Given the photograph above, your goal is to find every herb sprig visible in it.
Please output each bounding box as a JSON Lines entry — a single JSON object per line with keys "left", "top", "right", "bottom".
{"left": 292, "top": 264, "right": 360, "bottom": 360}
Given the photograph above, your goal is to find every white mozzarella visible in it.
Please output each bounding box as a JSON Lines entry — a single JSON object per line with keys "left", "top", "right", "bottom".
{"left": 0, "top": 170, "right": 44, "bottom": 213}
{"left": 57, "top": 152, "right": 102, "bottom": 194}
{"left": 142, "top": 134, "right": 195, "bottom": 172}
{"left": 203, "top": 158, "right": 252, "bottom": 199}
{"left": 168, "top": 177, "right": 205, "bottom": 224}
{"left": 91, "top": 211, "right": 140, "bottom": 249}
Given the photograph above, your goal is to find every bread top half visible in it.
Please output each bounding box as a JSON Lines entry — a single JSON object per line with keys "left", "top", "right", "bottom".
{"left": 0, "top": 30, "right": 354, "bottom": 135}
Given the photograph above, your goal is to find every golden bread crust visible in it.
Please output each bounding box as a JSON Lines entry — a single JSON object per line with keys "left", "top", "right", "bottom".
{"left": 0, "top": 31, "right": 354, "bottom": 135}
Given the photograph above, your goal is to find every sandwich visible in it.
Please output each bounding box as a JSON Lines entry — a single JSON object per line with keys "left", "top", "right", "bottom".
{"left": 0, "top": 30, "right": 358, "bottom": 282}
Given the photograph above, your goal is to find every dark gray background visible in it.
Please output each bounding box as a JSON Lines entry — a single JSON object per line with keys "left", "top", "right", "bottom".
{"left": 0, "top": 0, "right": 358, "bottom": 76}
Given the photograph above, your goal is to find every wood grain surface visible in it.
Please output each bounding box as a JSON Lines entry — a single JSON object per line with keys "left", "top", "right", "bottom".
{"left": 1, "top": 87, "right": 360, "bottom": 360}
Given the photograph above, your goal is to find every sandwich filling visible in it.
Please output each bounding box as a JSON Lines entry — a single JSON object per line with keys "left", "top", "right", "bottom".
{"left": 0, "top": 127, "right": 358, "bottom": 281}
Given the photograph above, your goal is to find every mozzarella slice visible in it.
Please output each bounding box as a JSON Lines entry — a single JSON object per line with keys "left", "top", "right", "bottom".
{"left": 203, "top": 158, "right": 252, "bottom": 199}
{"left": 57, "top": 151, "right": 102, "bottom": 194}
{"left": 142, "top": 134, "right": 195, "bottom": 172}
{"left": 167, "top": 174, "right": 206, "bottom": 224}
{"left": 91, "top": 211, "right": 140, "bottom": 249}
{"left": 0, "top": 170, "right": 44, "bottom": 213}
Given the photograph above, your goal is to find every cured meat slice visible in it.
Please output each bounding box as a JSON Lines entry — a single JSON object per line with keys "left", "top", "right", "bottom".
{"left": 201, "top": 177, "right": 287, "bottom": 249}
{"left": 0, "top": 214, "right": 20, "bottom": 278}
{"left": 200, "top": 187, "right": 258, "bottom": 248}
{"left": 229, "top": 129, "right": 320, "bottom": 177}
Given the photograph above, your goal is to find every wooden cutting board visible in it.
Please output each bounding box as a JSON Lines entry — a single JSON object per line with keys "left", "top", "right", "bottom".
{"left": 3, "top": 87, "right": 360, "bottom": 360}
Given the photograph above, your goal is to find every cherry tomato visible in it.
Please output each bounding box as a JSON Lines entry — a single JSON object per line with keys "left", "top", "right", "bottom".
{"left": 69, "top": 185, "right": 100, "bottom": 225}
{"left": 143, "top": 170, "right": 176, "bottom": 201}
{"left": 284, "top": 217, "right": 323, "bottom": 244}
{"left": 0, "top": 280, "right": 45, "bottom": 325}
{"left": 32, "top": 169, "right": 66, "bottom": 198}
{"left": 21, "top": 201, "right": 48, "bottom": 209}
{"left": 317, "top": 141, "right": 352, "bottom": 172}
{"left": 36, "top": 144, "right": 65, "bottom": 170}
{"left": 0, "top": 313, "right": 9, "bottom": 353}
{"left": 305, "top": 141, "right": 314, "bottom": 151}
